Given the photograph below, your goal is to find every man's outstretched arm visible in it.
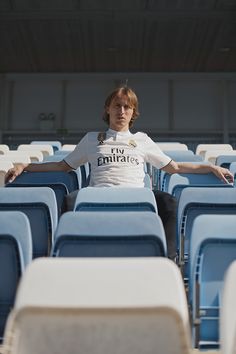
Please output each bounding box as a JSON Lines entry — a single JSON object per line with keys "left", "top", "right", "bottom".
{"left": 5, "top": 160, "right": 72, "bottom": 184}
{"left": 162, "top": 160, "right": 234, "bottom": 184}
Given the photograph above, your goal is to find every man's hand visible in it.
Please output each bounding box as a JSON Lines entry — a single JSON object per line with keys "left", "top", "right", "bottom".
{"left": 211, "top": 165, "right": 234, "bottom": 184}
{"left": 5, "top": 164, "right": 25, "bottom": 184}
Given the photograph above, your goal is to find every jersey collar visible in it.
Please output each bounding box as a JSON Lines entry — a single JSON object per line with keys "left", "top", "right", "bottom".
{"left": 107, "top": 128, "right": 132, "bottom": 137}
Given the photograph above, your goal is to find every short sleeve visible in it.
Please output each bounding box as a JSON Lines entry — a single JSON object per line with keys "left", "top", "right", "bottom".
{"left": 142, "top": 134, "right": 172, "bottom": 169}
{"left": 64, "top": 134, "right": 89, "bottom": 169}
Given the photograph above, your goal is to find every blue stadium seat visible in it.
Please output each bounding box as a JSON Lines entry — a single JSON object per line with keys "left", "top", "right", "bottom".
{"left": 152, "top": 151, "right": 203, "bottom": 190}
{"left": 43, "top": 155, "right": 65, "bottom": 162}
{"left": 177, "top": 187, "right": 236, "bottom": 279}
{"left": 0, "top": 211, "right": 32, "bottom": 343}
{"left": 164, "top": 150, "right": 200, "bottom": 160}
{"left": 31, "top": 140, "right": 62, "bottom": 152}
{"left": 0, "top": 187, "right": 58, "bottom": 258}
{"left": 216, "top": 155, "right": 236, "bottom": 168}
{"left": 74, "top": 187, "right": 158, "bottom": 212}
{"left": 52, "top": 211, "right": 167, "bottom": 257}
{"left": 54, "top": 150, "right": 71, "bottom": 156}
{"left": 6, "top": 170, "right": 79, "bottom": 216}
{"left": 188, "top": 214, "right": 236, "bottom": 350}
{"left": 164, "top": 172, "right": 231, "bottom": 199}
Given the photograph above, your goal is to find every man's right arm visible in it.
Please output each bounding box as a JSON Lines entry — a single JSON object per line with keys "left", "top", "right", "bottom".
{"left": 5, "top": 160, "right": 71, "bottom": 184}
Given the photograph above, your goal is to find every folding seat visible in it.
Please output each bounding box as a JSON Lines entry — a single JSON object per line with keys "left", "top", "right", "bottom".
{"left": 52, "top": 211, "right": 166, "bottom": 257}
{"left": 0, "top": 144, "right": 9, "bottom": 154}
{"left": 152, "top": 144, "right": 191, "bottom": 187}
{"left": 61, "top": 144, "right": 76, "bottom": 151}
{"left": 7, "top": 170, "right": 79, "bottom": 216}
{"left": 0, "top": 152, "right": 31, "bottom": 165}
{"left": 156, "top": 142, "right": 189, "bottom": 151}
{"left": 0, "top": 187, "right": 58, "bottom": 258}
{"left": 205, "top": 150, "right": 236, "bottom": 164}
{"left": 160, "top": 161, "right": 210, "bottom": 193}
{"left": 0, "top": 150, "right": 43, "bottom": 163}
{"left": 216, "top": 154, "right": 236, "bottom": 168}
{"left": 220, "top": 261, "right": 236, "bottom": 354}
{"left": 17, "top": 150, "right": 43, "bottom": 162}
{"left": 50, "top": 152, "right": 89, "bottom": 186}
{"left": 152, "top": 152, "right": 203, "bottom": 191}
{"left": 177, "top": 187, "right": 236, "bottom": 279}
{"left": 195, "top": 144, "right": 232, "bottom": 158}
{"left": 2, "top": 257, "right": 192, "bottom": 354}
{"left": 41, "top": 157, "right": 88, "bottom": 189}
{"left": 164, "top": 172, "right": 231, "bottom": 199}
{"left": 17, "top": 144, "right": 54, "bottom": 157}
{"left": 188, "top": 214, "right": 236, "bottom": 350}
{"left": 74, "top": 187, "right": 157, "bottom": 213}
{"left": 0, "top": 211, "right": 32, "bottom": 344}
{"left": 43, "top": 155, "right": 65, "bottom": 162}
{"left": 54, "top": 149, "right": 71, "bottom": 156}
{"left": 52, "top": 152, "right": 89, "bottom": 185}
{"left": 31, "top": 140, "right": 62, "bottom": 152}
{"left": 163, "top": 150, "right": 202, "bottom": 161}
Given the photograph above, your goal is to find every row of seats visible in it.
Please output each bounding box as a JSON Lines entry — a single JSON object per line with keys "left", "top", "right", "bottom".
{"left": 1, "top": 142, "right": 236, "bottom": 167}
{"left": 1, "top": 140, "right": 236, "bottom": 352}
{"left": 152, "top": 142, "right": 236, "bottom": 349}
{"left": 0, "top": 142, "right": 83, "bottom": 188}
{"left": 153, "top": 158, "right": 236, "bottom": 192}
{"left": 1, "top": 184, "right": 236, "bottom": 350}
{"left": 0, "top": 186, "right": 166, "bottom": 344}
{"left": 1, "top": 141, "right": 236, "bottom": 189}
{"left": 0, "top": 141, "right": 76, "bottom": 154}
{"left": 188, "top": 214, "right": 236, "bottom": 349}
{"left": 0, "top": 186, "right": 159, "bottom": 258}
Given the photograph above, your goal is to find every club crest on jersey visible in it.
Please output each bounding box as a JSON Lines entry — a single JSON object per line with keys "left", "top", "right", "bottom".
{"left": 97, "top": 132, "right": 106, "bottom": 145}
{"left": 128, "top": 139, "right": 137, "bottom": 148}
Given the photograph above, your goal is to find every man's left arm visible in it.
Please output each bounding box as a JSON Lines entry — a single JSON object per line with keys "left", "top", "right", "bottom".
{"left": 162, "top": 160, "right": 234, "bottom": 184}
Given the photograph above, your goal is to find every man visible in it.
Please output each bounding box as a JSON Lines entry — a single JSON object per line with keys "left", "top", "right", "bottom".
{"left": 5, "top": 86, "right": 233, "bottom": 259}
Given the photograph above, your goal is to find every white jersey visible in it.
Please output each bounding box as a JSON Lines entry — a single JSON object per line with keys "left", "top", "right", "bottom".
{"left": 64, "top": 129, "right": 171, "bottom": 187}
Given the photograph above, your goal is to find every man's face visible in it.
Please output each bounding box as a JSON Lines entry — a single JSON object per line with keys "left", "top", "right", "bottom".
{"left": 106, "top": 95, "right": 134, "bottom": 132}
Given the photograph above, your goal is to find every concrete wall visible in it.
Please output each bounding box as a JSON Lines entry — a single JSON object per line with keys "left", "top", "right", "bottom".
{"left": 1, "top": 72, "right": 236, "bottom": 147}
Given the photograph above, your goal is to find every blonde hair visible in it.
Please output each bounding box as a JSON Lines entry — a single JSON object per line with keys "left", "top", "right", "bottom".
{"left": 103, "top": 86, "right": 139, "bottom": 127}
